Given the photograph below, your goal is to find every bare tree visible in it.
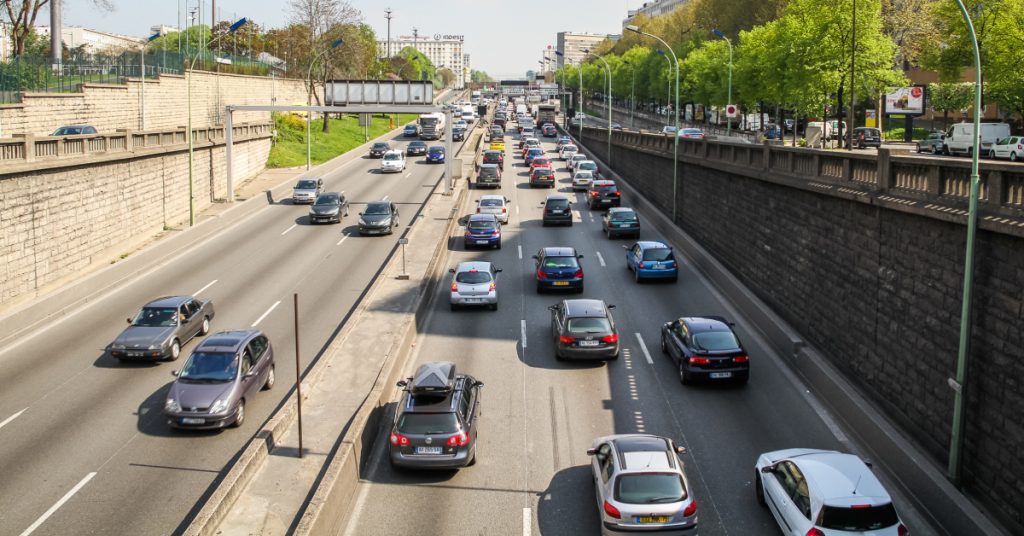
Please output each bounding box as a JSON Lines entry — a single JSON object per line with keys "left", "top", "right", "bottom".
{"left": 288, "top": 0, "right": 361, "bottom": 132}
{"left": 2, "top": 0, "right": 112, "bottom": 58}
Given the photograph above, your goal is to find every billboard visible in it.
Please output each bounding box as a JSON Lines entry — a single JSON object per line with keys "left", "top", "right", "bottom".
{"left": 885, "top": 86, "right": 925, "bottom": 115}
{"left": 325, "top": 80, "right": 434, "bottom": 105}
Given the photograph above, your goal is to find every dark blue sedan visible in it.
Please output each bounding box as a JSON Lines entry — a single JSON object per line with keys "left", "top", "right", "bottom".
{"left": 464, "top": 214, "right": 501, "bottom": 249}
{"left": 533, "top": 247, "right": 585, "bottom": 293}
{"left": 625, "top": 241, "right": 678, "bottom": 283}
{"left": 426, "top": 146, "right": 446, "bottom": 163}
{"left": 403, "top": 124, "right": 419, "bottom": 137}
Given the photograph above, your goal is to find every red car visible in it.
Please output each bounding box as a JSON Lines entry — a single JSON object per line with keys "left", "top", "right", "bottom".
{"left": 530, "top": 157, "right": 553, "bottom": 172}
{"left": 542, "top": 125, "right": 557, "bottom": 137}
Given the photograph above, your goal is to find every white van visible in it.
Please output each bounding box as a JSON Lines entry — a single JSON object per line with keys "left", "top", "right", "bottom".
{"left": 944, "top": 122, "right": 1012, "bottom": 156}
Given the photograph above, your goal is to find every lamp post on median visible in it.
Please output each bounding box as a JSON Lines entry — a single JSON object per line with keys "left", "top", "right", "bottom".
{"left": 306, "top": 38, "right": 344, "bottom": 171}
{"left": 627, "top": 25, "right": 680, "bottom": 221}
{"left": 584, "top": 49, "right": 613, "bottom": 166}
{"left": 554, "top": 50, "right": 568, "bottom": 127}
{"left": 655, "top": 50, "right": 672, "bottom": 122}
{"left": 187, "top": 16, "right": 248, "bottom": 225}
{"left": 711, "top": 29, "right": 733, "bottom": 137}
{"left": 623, "top": 60, "right": 636, "bottom": 129}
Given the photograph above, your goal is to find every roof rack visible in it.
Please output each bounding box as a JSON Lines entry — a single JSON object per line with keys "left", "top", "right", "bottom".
{"left": 400, "top": 361, "right": 457, "bottom": 395}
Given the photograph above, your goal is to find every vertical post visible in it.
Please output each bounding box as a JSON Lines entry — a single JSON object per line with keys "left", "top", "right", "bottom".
{"left": 140, "top": 47, "right": 146, "bottom": 130}
{"left": 848, "top": 0, "right": 856, "bottom": 151}
{"left": 293, "top": 293, "right": 303, "bottom": 458}
{"left": 187, "top": 66, "right": 196, "bottom": 226}
{"left": 50, "top": 0, "right": 62, "bottom": 67}
{"left": 444, "top": 110, "right": 453, "bottom": 194}
{"left": 225, "top": 108, "right": 234, "bottom": 202}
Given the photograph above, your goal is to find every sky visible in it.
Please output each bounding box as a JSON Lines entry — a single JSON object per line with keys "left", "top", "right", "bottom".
{"left": 45, "top": 0, "right": 640, "bottom": 80}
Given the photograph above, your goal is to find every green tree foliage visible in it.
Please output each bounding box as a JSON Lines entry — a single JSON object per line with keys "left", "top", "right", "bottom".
{"left": 928, "top": 82, "right": 974, "bottom": 127}
{"left": 471, "top": 70, "right": 493, "bottom": 83}
{"left": 681, "top": 40, "right": 730, "bottom": 107}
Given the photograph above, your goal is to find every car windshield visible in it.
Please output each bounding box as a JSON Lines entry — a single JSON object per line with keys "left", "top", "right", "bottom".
{"left": 372, "top": 143, "right": 388, "bottom": 149}
{"left": 578, "top": 162, "right": 597, "bottom": 171}
{"left": 532, "top": 169, "right": 551, "bottom": 177}
{"left": 469, "top": 219, "right": 497, "bottom": 230}
{"left": 314, "top": 194, "right": 339, "bottom": 206}
{"left": 542, "top": 256, "right": 578, "bottom": 269}
{"left": 178, "top": 351, "right": 237, "bottom": 382}
{"left": 480, "top": 168, "right": 499, "bottom": 178}
{"left": 642, "top": 248, "right": 673, "bottom": 262}
{"left": 295, "top": 180, "right": 317, "bottom": 189}
{"left": 692, "top": 331, "right": 740, "bottom": 351}
{"left": 410, "top": 142, "right": 425, "bottom": 147}
{"left": 615, "top": 473, "right": 687, "bottom": 504}
{"left": 567, "top": 317, "right": 611, "bottom": 333}
{"left": 364, "top": 203, "right": 390, "bottom": 215}
{"left": 384, "top": 153, "right": 402, "bottom": 161}
{"left": 820, "top": 503, "right": 899, "bottom": 531}
{"left": 131, "top": 307, "right": 178, "bottom": 327}
{"left": 479, "top": 198, "right": 503, "bottom": 207}
{"left": 456, "top": 271, "right": 492, "bottom": 284}
{"left": 429, "top": 147, "right": 444, "bottom": 153}
{"left": 546, "top": 198, "right": 570, "bottom": 209}
{"left": 397, "top": 412, "right": 459, "bottom": 434}
{"left": 610, "top": 211, "right": 637, "bottom": 221}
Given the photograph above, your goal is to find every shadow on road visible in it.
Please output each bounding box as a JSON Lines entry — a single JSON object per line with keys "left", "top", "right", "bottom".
{"left": 536, "top": 464, "right": 600, "bottom": 535}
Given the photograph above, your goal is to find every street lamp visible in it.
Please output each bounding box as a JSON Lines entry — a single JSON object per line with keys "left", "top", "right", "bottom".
{"left": 307, "top": 37, "right": 344, "bottom": 170}
{"left": 554, "top": 50, "right": 567, "bottom": 125}
{"left": 584, "top": 48, "right": 613, "bottom": 166}
{"left": 187, "top": 16, "right": 248, "bottom": 226}
{"left": 139, "top": 31, "right": 161, "bottom": 131}
{"left": 711, "top": 29, "right": 733, "bottom": 137}
{"left": 655, "top": 50, "right": 672, "bottom": 120}
{"left": 627, "top": 24, "right": 681, "bottom": 221}
{"left": 623, "top": 59, "right": 636, "bottom": 129}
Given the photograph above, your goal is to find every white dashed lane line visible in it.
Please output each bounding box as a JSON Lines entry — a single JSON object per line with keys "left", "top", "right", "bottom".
{"left": 281, "top": 224, "right": 297, "bottom": 236}
{"left": 193, "top": 279, "right": 218, "bottom": 296}
{"left": 251, "top": 300, "right": 281, "bottom": 327}
{"left": 520, "top": 319, "right": 528, "bottom": 348}
{"left": 635, "top": 333, "right": 655, "bottom": 364}
{"left": 523, "top": 507, "right": 531, "bottom": 536}
{"left": 0, "top": 408, "right": 27, "bottom": 431}
{"left": 337, "top": 233, "right": 350, "bottom": 246}
{"left": 518, "top": 244, "right": 523, "bottom": 260}
{"left": 18, "top": 472, "right": 97, "bottom": 536}
{"left": 595, "top": 251, "right": 606, "bottom": 267}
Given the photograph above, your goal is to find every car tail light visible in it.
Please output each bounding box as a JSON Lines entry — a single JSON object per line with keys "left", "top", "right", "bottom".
{"left": 502, "top": 208, "right": 507, "bottom": 213}
{"left": 488, "top": 282, "right": 496, "bottom": 291}
{"left": 897, "top": 524, "right": 909, "bottom": 536}
{"left": 805, "top": 529, "right": 825, "bottom": 536}
{"left": 389, "top": 432, "right": 409, "bottom": 446}
{"left": 574, "top": 269, "right": 584, "bottom": 278}
{"left": 450, "top": 282, "right": 459, "bottom": 292}
{"left": 683, "top": 499, "right": 697, "bottom": 517}
{"left": 492, "top": 230, "right": 500, "bottom": 237}
{"left": 464, "top": 231, "right": 472, "bottom": 238}
{"left": 476, "top": 208, "right": 480, "bottom": 213}
{"left": 536, "top": 269, "right": 547, "bottom": 280}
{"left": 733, "top": 355, "right": 749, "bottom": 363}
{"left": 614, "top": 191, "right": 621, "bottom": 197}
{"left": 591, "top": 191, "right": 599, "bottom": 196}
{"left": 559, "top": 335, "right": 576, "bottom": 344}
{"left": 446, "top": 431, "right": 469, "bottom": 446}
{"left": 603, "top": 500, "right": 621, "bottom": 519}
{"left": 689, "top": 357, "right": 710, "bottom": 365}
{"left": 638, "top": 261, "right": 646, "bottom": 269}
{"left": 601, "top": 334, "right": 619, "bottom": 344}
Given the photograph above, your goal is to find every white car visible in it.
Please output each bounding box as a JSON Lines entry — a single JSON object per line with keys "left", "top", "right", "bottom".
{"left": 453, "top": 119, "right": 468, "bottom": 130}
{"left": 989, "top": 135, "right": 1022, "bottom": 161}
{"left": 449, "top": 261, "right": 501, "bottom": 311}
{"left": 475, "top": 194, "right": 510, "bottom": 224}
{"left": 559, "top": 144, "right": 579, "bottom": 160}
{"left": 568, "top": 153, "right": 588, "bottom": 171}
{"left": 380, "top": 150, "right": 406, "bottom": 173}
{"left": 755, "top": 448, "right": 908, "bottom": 536}
{"left": 571, "top": 170, "right": 594, "bottom": 191}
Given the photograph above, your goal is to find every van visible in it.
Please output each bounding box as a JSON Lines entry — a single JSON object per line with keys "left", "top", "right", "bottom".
{"left": 944, "top": 122, "right": 1012, "bottom": 156}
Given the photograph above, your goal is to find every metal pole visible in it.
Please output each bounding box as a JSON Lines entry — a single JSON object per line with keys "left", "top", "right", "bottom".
{"left": 385, "top": 8, "right": 392, "bottom": 58}
{"left": 443, "top": 110, "right": 453, "bottom": 194}
{"left": 638, "top": 32, "right": 680, "bottom": 221}
{"left": 630, "top": 65, "right": 635, "bottom": 129}
{"left": 587, "top": 53, "right": 612, "bottom": 165}
{"left": 726, "top": 40, "right": 733, "bottom": 137}
{"left": 187, "top": 63, "right": 196, "bottom": 226}
{"left": 577, "top": 64, "right": 583, "bottom": 141}
{"left": 293, "top": 293, "right": 304, "bottom": 458}
{"left": 225, "top": 109, "right": 233, "bottom": 200}
{"left": 948, "top": 0, "right": 982, "bottom": 487}
{"left": 140, "top": 45, "right": 146, "bottom": 130}
{"left": 848, "top": 0, "right": 856, "bottom": 151}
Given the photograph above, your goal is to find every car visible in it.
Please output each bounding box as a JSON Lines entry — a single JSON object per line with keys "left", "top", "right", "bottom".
{"left": 518, "top": 136, "right": 538, "bottom": 150}
{"left": 588, "top": 180, "right": 621, "bottom": 209}
{"left": 679, "top": 128, "right": 704, "bottom": 139}
{"left": 549, "top": 299, "right": 619, "bottom": 360}
{"left": 449, "top": 262, "right": 501, "bottom": 311}
{"left": 110, "top": 295, "right": 215, "bottom": 361}
{"left": 489, "top": 140, "right": 506, "bottom": 152}
{"left": 915, "top": 132, "right": 945, "bottom": 154}
{"left": 560, "top": 145, "right": 579, "bottom": 160}
{"left": 403, "top": 123, "right": 419, "bottom": 137}
{"left": 453, "top": 119, "right": 468, "bottom": 130}
{"left": 380, "top": 150, "right": 407, "bottom": 173}
{"left": 164, "top": 329, "right": 275, "bottom": 429}
{"left": 476, "top": 194, "right": 510, "bottom": 223}
{"left": 521, "top": 126, "right": 535, "bottom": 138}
{"left": 625, "top": 241, "right": 678, "bottom": 282}
{"left": 533, "top": 247, "right": 584, "bottom": 293}
{"left": 493, "top": 117, "right": 507, "bottom": 128}
{"left": 452, "top": 126, "right": 466, "bottom": 141}
{"left": 755, "top": 449, "right": 908, "bottom": 536}
{"left": 588, "top": 434, "right": 697, "bottom": 535}
{"left": 525, "top": 147, "right": 545, "bottom": 165}
{"left": 426, "top": 145, "right": 446, "bottom": 163}
{"left": 557, "top": 136, "right": 572, "bottom": 148}
{"left": 482, "top": 150, "right": 504, "bottom": 170}
{"left": 577, "top": 160, "right": 600, "bottom": 179}
{"left": 542, "top": 124, "right": 558, "bottom": 137}
{"left": 463, "top": 213, "right": 501, "bottom": 249}
{"left": 475, "top": 164, "right": 503, "bottom": 190}
{"left": 358, "top": 200, "right": 400, "bottom": 235}
{"left": 660, "top": 316, "right": 749, "bottom": 384}
{"left": 530, "top": 157, "right": 553, "bottom": 172}
{"left": 572, "top": 170, "right": 595, "bottom": 191}
{"left": 661, "top": 126, "right": 679, "bottom": 135}
{"left": 369, "top": 141, "right": 390, "bottom": 158}
{"left": 389, "top": 361, "right": 482, "bottom": 469}
{"left": 568, "top": 153, "right": 588, "bottom": 171}
{"left": 309, "top": 191, "right": 349, "bottom": 224}
{"left": 406, "top": 140, "right": 428, "bottom": 156}
{"left": 489, "top": 126, "right": 505, "bottom": 140}
{"left": 602, "top": 207, "right": 640, "bottom": 239}
{"left": 990, "top": 136, "right": 1023, "bottom": 161}
{"left": 51, "top": 124, "right": 97, "bottom": 136}
{"left": 530, "top": 166, "right": 556, "bottom": 188}
{"left": 291, "top": 177, "right": 323, "bottom": 204}
{"left": 541, "top": 195, "right": 573, "bottom": 226}
{"left": 853, "top": 127, "right": 882, "bottom": 149}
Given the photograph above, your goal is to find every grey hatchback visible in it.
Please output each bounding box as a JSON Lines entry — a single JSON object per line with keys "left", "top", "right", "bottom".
{"left": 549, "top": 299, "right": 620, "bottom": 360}
{"left": 165, "top": 330, "right": 275, "bottom": 430}
{"left": 110, "top": 295, "right": 215, "bottom": 361}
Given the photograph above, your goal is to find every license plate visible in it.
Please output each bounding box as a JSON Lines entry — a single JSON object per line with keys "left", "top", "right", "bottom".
{"left": 578, "top": 340, "right": 599, "bottom": 347}
{"left": 636, "top": 516, "right": 670, "bottom": 524}
{"left": 617, "top": 224, "right": 631, "bottom": 227}
{"left": 552, "top": 210, "right": 564, "bottom": 214}
{"left": 181, "top": 418, "right": 205, "bottom": 425}
{"left": 710, "top": 372, "right": 733, "bottom": 379}
{"left": 654, "top": 263, "right": 664, "bottom": 269}
{"left": 127, "top": 351, "right": 143, "bottom": 357}
{"left": 415, "top": 446, "right": 443, "bottom": 455}
{"left": 463, "top": 298, "right": 482, "bottom": 303}
{"left": 553, "top": 281, "right": 570, "bottom": 286}
{"left": 476, "top": 240, "right": 489, "bottom": 245}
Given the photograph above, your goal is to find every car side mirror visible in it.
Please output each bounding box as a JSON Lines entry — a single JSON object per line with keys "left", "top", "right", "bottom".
{"left": 761, "top": 465, "right": 774, "bottom": 474}
{"left": 577, "top": 254, "right": 584, "bottom": 259}
{"left": 607, "top": 304, "right": 616, "bottom": 309}
{"left": 676, "top": 446, "right": 687, "bottom": 454}
{"left": 449, "top": 268, "right": 456, "bottom": 273}
{"left": 127, "top": 317, "right": 133, "bottom": 324}
{"left": 586, "top": 448, "right": 598, "bottom": 456}
{"left": 171, "top": 370, "right": 179, "bottom": 376}
{"left": 495, "top": 268, "right": 503, "bottom": 273}
{"left": 245, "top": 370, "right": 256, "bottom": 378}
{"left": 475, "top": 200, "right": 480, "bottom": 203}
{"left": 358, "top": 212, "right": 363, "bottom": 216}
{"left": 473, "top": 380, "right": 485, "bottom": 387}
{"left": 396, "top": 379, "right": 408, "bottom": 388}
{"left": 531, "top": 255, "right": 538, "bottom": 260}
{"left": 621, "top": 245, "right": 629, "bottom": 250}
{"left": 547, "top": 305, "right": 557, "bottom": 311}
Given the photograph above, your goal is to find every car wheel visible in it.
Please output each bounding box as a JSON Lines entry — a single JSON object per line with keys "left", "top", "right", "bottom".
{"left": 679, "top": 361, "right": 690, "bottom": 385}
{"left": 989, "top": 150, "right": 996, "bottom": 159}
{"left": 536, "top": 284, "right": 543, "bottom": 294}
{"left": 262, "top": 365, "right": 275, "bottom": 390}
{"left": 468, "top": 449, "right": 477, "bottom": 466}
{"left": 661, "top": 334, "right": 668, "bottom": 354}
{"left": 634, "top": 269, "right": 642, "bottom": 283}
{"left": 577, "top": 283, "right": 584, "bottom": 294}
{"left": 450, "top": 303, "right": 458, "bottom": 312}
{"left": 199, "top": 317, "right": 211, "bottom": 335}
{"left": 232, "top": 400, "right": 245, "bottom": 428}
{"left": 542, "top": 221, "right": 548, "bottom": 227}
{"left": 490, "top": 303, "right": 498, "bottom": 311}
{"left": 168, "top": 339, "right": 181, "bottom": 361}
{"left": 495, "top": 241, "right": 501, "bottom": 250}
{"left": 931, "top": 145, "right": 939, "bottom": 155}
{"left": 1009, "top": 152, "right": 1019, "bottom": 162}
{"left": 755, "top": 471, "right": 767, "bottom": 507}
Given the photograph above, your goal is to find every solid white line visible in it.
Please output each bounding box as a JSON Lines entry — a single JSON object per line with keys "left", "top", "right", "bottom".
{"left": 193, "top": 279, "right": 218, "bottom": 296}
{"left": 636, "top": 333, "right": 654, "bottom": 365}
{"left": 515, "top": 205, "right": 520, "bottom": 215}
{"left": 520, "top": 320, "right": 528, "bottom": 348}
{"left": 0, "top": 408, "right": 27, "bottom": 431}
{"left": 336, "top": 233, "right": 350, "bottom": 246}
{"left": 19, "top": 472, "right": 97, "bottom": 536}
{"left": 517, "top": 244, "right": 523, "bottom": 260}
{"left": 280, "top": 224, "right": 297, "bottom": 236}
{"left": 523, "top": 507, "right": 531, "bottom": 536}
{"left": 596, "top": 251, "right": 606, "bottom": 267}
{"left": 251, "top": 300, "right": 281, "bottom": 327}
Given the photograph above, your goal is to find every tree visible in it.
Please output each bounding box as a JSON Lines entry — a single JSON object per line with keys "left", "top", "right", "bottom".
{"left": 929, "top": 82, "right": 974, "bottom": 130}
{"left": 470, "top": 70, "right": 493, "bottom": 83}
{"left": 681, "top": 40, "right": 730, "bottom": 109}
{"left": 2, "top": 0, "right": 112, "bottom": 58}
{"left": 289, "top": 0, "right": 361, "bottom": 132}
{"left": 881, "top": 0, "right": 941, "bottom": 68}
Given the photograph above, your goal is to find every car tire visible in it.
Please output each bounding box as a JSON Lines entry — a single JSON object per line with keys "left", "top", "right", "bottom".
{"left": 989, "top": 150, "right": 996, "bottom": 159}
{"left": 262, "top": 365, "right": 275, "bottom": 390}
{"left": 450, "top": 303, "right": 458, "bottom": 312}
{"left": 168, "top": 339, "right": 181, "bottom": 361}
{"left": 931, "top": 145, "right": 939, "bottom": 155}
{"left": 634, "top": 269, "right": 642, "bottom": 284}
{"left": 495, "top": 241, "right": 501, "bottom": 250}
{"left": 200, "top": 317, "right": 211, "bottom": 335}
{"left": 490, "top": 303, "right": 498, "bottom": 311}
{"left": 468, "top": 450, "right": 477, "bottom": 466}
{"left": 577, "top": 283, "right": 584, "bottom": 294}
{"left": 661, "top": 334, "right": 668, "bottom": 354}
{"left": 679, "top": 361, "right": 690, "bottom": 385}
{"left": 1012, "top": 152, "right": 1019, "bottom": 162}
{"left": 755, "top": 471, "right": 767, "bottom": 507}
{"left": 232, "top": 400, "right": 245, "bottom": 428}
{"left": 542, "top": 221, "right": 548, "bottom": 227}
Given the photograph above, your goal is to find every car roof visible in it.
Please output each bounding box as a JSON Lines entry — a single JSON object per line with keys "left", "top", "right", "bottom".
{"left": 468, "top": 213, "right": 498, "bottom": 221}
{"left": 144, "top": 295, "right": 193, "bottom": 308}
{"left": 608, "top": 207, "right": 634, "bottom": 214}
{"left": 788, "top": 451, "right": 891, "bottom": 503}
{"left": 196, "top": 330, "right": 257, "bottom": 352}
{"left": 541, "top": 246, "right": 577, "bottom": 257}
{"left": 480, "top": 163, "right": 499, "bottom": 169}
{"left": 456, "top": 261, "right": 493, "bottom": 272}
{"left": 681, "top": 316, "right": 732, "bottom": 333}
{"left": 563, "top": 299, "right": 610, "bottom": 318}
{"left": 479, "top": 194, "right": 505, "bottom": 200}
{"left": 545, "top": 195, "right": 570, "bottom": 201}
{"left": 429, "top": 145, "right": 445, "bottom": 150}
{"left": 636, "top": 240, "right": 670, "bottom": 250}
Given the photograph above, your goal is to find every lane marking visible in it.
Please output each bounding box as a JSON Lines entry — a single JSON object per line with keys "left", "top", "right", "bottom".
{"left": 518, "top": 244, "right": 523, "bottom": 260}
{"left": 520, "top": 319, "right": 528, "bottom": 349}
{"left": 19, "top": 472, "right": 97, "bottom": 536}
{"left": 193, "top": 279, "right": 218, "bottom": 296}
{"left": 404, "top": 173, "right": 411, "bottom": 178}
{"left": 336, "top": 233, "right": 350, "bottom": 246}
{"left": 635, "top": 333, "right": 655, "bottom": 364}
{"left": 251, "top": 300, "right": 281, "bottom": 327}
{"left": 523, "top": 507, "right": 531, "bottom": 536}
{"left": 516, "top": 204, "right": 520, "bottom": 215}
{"left": 383, "top": 195, "right": 390, "bottom": 201}
{"left": 0, "top": 408, "right": 28, "bottom": 431}
{"left": 595, "top": 251, "right": 606, "bottom": 267}
{"left": 280, "top": 224, "right": 297, "bottom": 236}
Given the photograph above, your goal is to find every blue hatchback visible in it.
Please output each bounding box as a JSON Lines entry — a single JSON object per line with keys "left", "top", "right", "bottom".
{"left": 625, "top": 241, "right": 678, "bottom": 282}
{"left": 427, "top": 146, "right": 446, "bottom": 163}
{"left": 464, "top": 214, "right": 501, "bottom": 249}
{"left": 533, "top": 247, "right": 585, "bottom": 293}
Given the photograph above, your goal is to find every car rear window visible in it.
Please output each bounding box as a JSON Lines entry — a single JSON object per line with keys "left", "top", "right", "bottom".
{"left": 532, "top": 168, "right": 552, "bottom": 177}
{"left": 542, "top": 256, "right": 578, "bottom": 269}
{"left": 296, "top": 180, "right": 317, "bottom": 189}
{"left": 546, "top": 198, "right": 570, "bottom": 209}
{"left": 610, "top": 211, "right": 637, "bottom": 221}
{"left": 468, "top": 219, "right": 497, "bottom": 230}
{"left": 692, "top": 331, "right": 740, "bottom": 351}
{"left": 397, "top": 412, "right": 459, "bottom": 434}
{"left": 456, "top": 271, "right": 492, "bottom": 284}
{"left": 819, "top": 503, "right": 899, "bottom": 531}
{"left": 578, "top": 162, "right": 598, "bottom": 171}
{"left": 567, "top": 317, "right": 611, "bottom": 333}
{"left": 642, "top": 248, "right": 673, "bottom": 262}
{"left": 594, "top": 184, "right": 618, "bottom": 193}
{"left": 479, "top": 198, "right": 503, "bottom": 207}
{"left": 615, "top": 473, "right": 688, "bottom": 504}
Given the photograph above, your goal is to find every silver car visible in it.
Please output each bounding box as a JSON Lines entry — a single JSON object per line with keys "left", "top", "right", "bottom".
{"left": 109, "top": 295, "right": 215, "bottom": 361}
{"left": 449, "top": 261, "right": 501, "bottom": 311}
{"left": 588, "top": 434, "right": 697, "bottom": 535}
{"left": 292, "top": 178, "right": 323, "bottom": 204}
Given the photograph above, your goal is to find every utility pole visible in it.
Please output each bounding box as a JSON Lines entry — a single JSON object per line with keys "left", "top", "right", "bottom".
{"left": 50, "top": 0, "right": 62, "bottom": 67}
{"left": 385, "top": 8, "right": 393, "bottom": 57}
{"left": 848, "top": 0, "right": 857, "bottom": 151}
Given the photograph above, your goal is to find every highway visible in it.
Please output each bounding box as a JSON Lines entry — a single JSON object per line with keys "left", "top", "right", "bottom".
{"left": 0, "top": 123, "right": 469, "bottom": 536}
{"left": 342, "top": 123, "right": 938, "bottom": 535}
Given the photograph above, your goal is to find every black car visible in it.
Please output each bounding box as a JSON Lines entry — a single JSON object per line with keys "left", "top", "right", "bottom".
{"left": 369, "top": 142, "right": 390, "bottom": 158}
{"left": 549, "top": 299, "right": 619, "bottom": 361}
{"left": 403, "top": 124, "right": 419, "bottom": 137}
{"left": 389, "top": 361, "right": 483, "bottom": 469}
{"left": 453, "top": 127, "right": 466, "bottom": 141}
{"left": 406, "top": 140, "right": 428, "bottom": 156}
{"left": 660, "top": 316, "right": 749, "bottom": 385}
{"left": 542, "top": 195, "right": 573, "bottom": 226}
{"left": 853, "top": 127, "right": 882, "bottom": 149}
{"left": 588, "top": 180, "right": 621, "bottom": 209}
{"left": 358, "top": 200, "right": 400, "bottom": 235}
{"left": 476, "top": 163, "right": 502, "bottom": 188}
{"left": 482, "top": 150, "right": 504, "bottom": 170}
{"left": 309, "top": 192, "right": 349, "bottom": 224}
{"left": 602, "top": 207, "right": 640, "bottom": 238}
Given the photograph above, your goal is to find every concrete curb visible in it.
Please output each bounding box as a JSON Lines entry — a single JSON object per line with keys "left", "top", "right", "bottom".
{"left": 565, "top": 127, "right": 1008, "bottom": 536}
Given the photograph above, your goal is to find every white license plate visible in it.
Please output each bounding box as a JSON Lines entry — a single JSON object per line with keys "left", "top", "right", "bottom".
{"left": 181, "top": 418, "right": 205, "bottom": 425}
{"left": 463, "top": 298, "right": 482, "bottom": 303}
{"left": 475, "top": 240, "right": 489, "bottom": 245}
{"left": 578, "top": 340, "right": 600, "bottom": 347}
{"left": 552, "top": 210, "right": 564, "bottom": 214}
{"left": 654, "top": 263, "right": 665, "bottom": 269}
{"left": 709, "top": 372, "right": 733, "bottom": 379}
{"left": 127, "top": 351, "right": 143, "bottom": 357}
{"left": 415, "top": 446, "right": 443, "bottom": 455}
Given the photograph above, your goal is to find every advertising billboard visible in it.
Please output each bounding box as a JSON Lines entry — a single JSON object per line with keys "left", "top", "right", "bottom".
{"left": 325, "top": 80, "right": 434, "bottom": 105}
{"left": 885, "top": 86, "right": 925, "bottom": 115}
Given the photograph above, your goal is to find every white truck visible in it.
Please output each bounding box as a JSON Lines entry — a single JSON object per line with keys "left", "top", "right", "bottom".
{"left": 943, "top": 122, "right": 1011, "bottom": 156}
{"left": 418, "top": 112, "right": 446, "bottom": 140}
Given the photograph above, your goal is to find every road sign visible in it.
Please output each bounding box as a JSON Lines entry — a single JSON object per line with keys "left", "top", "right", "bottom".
{"left": 725, "top": 104, "right": 738, "bottom": 118}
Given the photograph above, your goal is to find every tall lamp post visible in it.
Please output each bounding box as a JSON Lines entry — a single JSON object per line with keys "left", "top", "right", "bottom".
{"left": 554, "top": 50, "right": 568, "bottom": 126}
{"left": 584, "top": 49, "right": 613, "bottom": 166}
{"left": 623, "top": 60, "right": 636, "bottom": 129}
{"left": 187, "top": 16, "right": 248, "bottom": 226}
{"left": 627, "top": 25, "right": 680, "bottom": 221}
{"left": 656, "top": 50, "right": 672, "bottom": 122}
{"left": 306, "top": 38, "right": 344, "bottom": 170}
{"left": 711, "top": 29, "right": 733, "bottom": 137}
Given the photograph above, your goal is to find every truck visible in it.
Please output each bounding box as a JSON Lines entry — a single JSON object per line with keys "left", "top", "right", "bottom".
{"left": 943, "top": 122, "right": 1011, "bottom": 156}
{"left": 537, "top": 103, "right": 558, "bottom": 126}
{"left": 418, "top": 112, "right": 445, "bottom": 140}
{"left": 471, "top": 90, "right": 481, "bottom": 104}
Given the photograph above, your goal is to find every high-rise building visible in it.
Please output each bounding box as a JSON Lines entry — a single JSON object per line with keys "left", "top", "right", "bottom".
{"left": 622, "top": 0, "right": 690, "bottom": 28}
{"left": 377, "top": 33, "right": 466, "bottom": 89}
{"left": 463, "top": 53, "right": 471, "bottom": 85}
{"left": 555, "top": 32, "right": 609, "bottom": 69}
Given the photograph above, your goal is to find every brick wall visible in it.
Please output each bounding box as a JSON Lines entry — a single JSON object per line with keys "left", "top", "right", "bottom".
{"left": 582, "top": 129, "right": 1024, "bottom": 531}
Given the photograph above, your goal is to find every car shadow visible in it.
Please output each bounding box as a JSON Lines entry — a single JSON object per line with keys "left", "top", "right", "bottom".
{"left": 136, "top": 380, "right": 222, "bottom": 438}
{"left": 93, "top": 348, "right": 162, "bottom": 369}
{"left": 536, "top": 465, "right": 600, "bottom": 535}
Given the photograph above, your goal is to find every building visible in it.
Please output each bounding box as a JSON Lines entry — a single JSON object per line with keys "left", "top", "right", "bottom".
{"left": 377, "top": 33, "right": 466, "bottom": 89}
{"left": 463, "top": 53, "right": 471, "bottom": 86}
{"left": 623, "top": 0, "right": 690, "bottom": 27}
{"left": 149, "top": 25, "right": 180, "bottom": 37}
{"left": 0, "top": 23, "right": 12, "bottom": 63}
{"left": 36, "top": 26, "right": 144, "bottom": 54}
{"left": 555, "top": 32, "right": 609, "bottom": 70}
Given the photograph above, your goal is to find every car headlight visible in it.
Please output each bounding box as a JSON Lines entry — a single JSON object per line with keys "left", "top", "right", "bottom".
{"left": 209, "top": 399, "right": 230, "bottom": 414}
{"left": 358, "top": 218, "right": 367, "bottom": 226}
{"left": 165, "top": 398, "right": 181, "bottom": 412}
{"left": 380, "top": 218, "right": 391, "bottom": 226}
{"left": 149, "top": 344, "right": 160, "bottom": 350}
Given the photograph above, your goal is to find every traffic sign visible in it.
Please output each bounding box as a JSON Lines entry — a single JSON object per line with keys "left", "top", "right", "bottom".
{"left": 725, "top": 104, "right": 738, "bottom": 118}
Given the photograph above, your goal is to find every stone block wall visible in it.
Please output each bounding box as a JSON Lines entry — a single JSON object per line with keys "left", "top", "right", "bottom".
{"left": 582, "top": 129, "right": 1024, "bottom": 531}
